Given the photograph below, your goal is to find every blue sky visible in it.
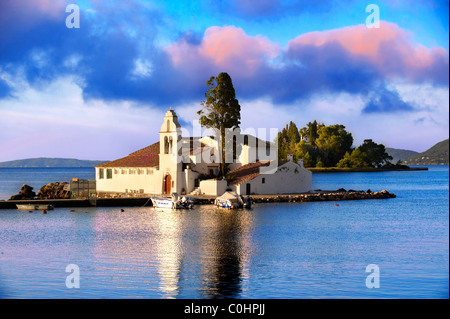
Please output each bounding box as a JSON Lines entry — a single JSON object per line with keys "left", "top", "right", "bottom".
{"left": 0, "top": 0, "right": 448, "bottom": 162}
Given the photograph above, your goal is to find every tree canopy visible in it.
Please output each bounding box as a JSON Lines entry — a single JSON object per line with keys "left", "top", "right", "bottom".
{"left": 197, "top": 72, "right": 241, "bottom": 176}
{"left": 278, "top": 120, "right": 393, "bottom": 169}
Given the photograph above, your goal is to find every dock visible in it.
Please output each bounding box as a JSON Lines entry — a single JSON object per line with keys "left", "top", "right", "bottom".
{"left": 0, "top": 189, "right": 395, "bottom": 209}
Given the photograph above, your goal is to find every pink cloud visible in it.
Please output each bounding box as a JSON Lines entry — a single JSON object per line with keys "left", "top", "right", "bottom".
{"left": 0, "top": 0, "right": 68, "bottom": 28}
{"left": 287, "top": 21, "right": 448, "bottom": 82}
{"left": 165, "top": 26, "right": 279, "bottom": 77}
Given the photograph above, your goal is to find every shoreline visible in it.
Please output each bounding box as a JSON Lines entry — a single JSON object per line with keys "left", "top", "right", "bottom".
{"left": 308, "top": 167, "right": 428, "bottom": 173}
{"left": 0, "top": 189, "right": 396, "bottom": 209}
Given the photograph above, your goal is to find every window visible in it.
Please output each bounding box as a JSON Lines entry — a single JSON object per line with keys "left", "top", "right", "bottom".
{"left": 262, "top": 178, "right": 265, "bottom": 184}
{"left": 233, "top": 135, "right": 237, "bottom": 161}
{"left": 106, "top": 169, "right": 113, "bottom": 179}
{"left": 164, "top": 136, "right": 169, "bottom": 154}
{"left": 99, "top": 168, "right": 104, "bottom": 179}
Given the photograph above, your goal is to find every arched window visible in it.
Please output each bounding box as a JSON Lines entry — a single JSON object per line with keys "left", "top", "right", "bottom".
{"left": 210, "top": 149, "right": 215, "bottom": 163}
{"left": 169, "top": 136, "right": 173, "bottom": 154}
{"left": 164, "top": 136, "right": 169, "bottom": 154}
{"left": 167, "top": 120, "right": 170, "bottom": 132}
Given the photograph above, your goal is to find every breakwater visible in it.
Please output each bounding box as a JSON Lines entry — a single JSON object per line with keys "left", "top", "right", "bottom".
{"left": 0, "top": 189, "right": 395, "bottom": 209}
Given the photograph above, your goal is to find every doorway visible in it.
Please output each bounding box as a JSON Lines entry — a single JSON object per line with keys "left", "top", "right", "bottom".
{"left": 246, "top": 183, "right": 251, "bottom": 195}
{"left": 164, "top": 174, "right": 172, "bottom": 194}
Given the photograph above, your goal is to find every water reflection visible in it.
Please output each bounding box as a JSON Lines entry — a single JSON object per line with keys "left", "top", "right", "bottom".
{"left": 200, "top": 208, "right": 254, "bottom": 298}
{"left": 90, "top": 206, "right": 254, "bottom": 298}
{"left": 153, "top": 209, "right": 183, "bottom": 298}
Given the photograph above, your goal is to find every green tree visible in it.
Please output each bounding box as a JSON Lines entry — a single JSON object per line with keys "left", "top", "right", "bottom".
{"left": 357, "top": 139, "right": 393, "bottom": 168}
{"left": 287, "top": 121, "right": 300, "bottom": 147}
{"left": 277, "top": 121, "right": 301, "bottom": 161}
{"left": 337, "top": 149, "right": 370, "bottom": 168}
{"left": 299, "top": 120, "right": 321, "bottom": 147}
{"left": 294, "top": 139, "right": 316, "bottom": 167}
{"left": 197, "top": 72, "right": 241, "bottom": 177}
{"left": 277, "top": 126, "right": 289, "bottom": 161}
{"left": 337, "top": 151, "right": 353, "bottom": 168}
{"left": 315, "top": 124, "right": 353, "bottom": 167}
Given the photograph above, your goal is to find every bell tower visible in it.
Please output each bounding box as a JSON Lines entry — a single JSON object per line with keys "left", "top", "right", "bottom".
{"left": 159, "top": 109, "right": 182, "bottom": 194}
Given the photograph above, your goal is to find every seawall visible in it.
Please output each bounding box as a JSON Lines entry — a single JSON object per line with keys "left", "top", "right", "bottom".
{"left": 0, "top": 190, "right": 395, "bottom": 209}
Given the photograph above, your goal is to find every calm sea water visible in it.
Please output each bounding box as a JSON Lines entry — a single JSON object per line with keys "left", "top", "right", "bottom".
{"left": 0, "top": 166, "right": 448, "bottom": 299}
{"left": 0, "top": 167, "right": 95, "bottom": 200}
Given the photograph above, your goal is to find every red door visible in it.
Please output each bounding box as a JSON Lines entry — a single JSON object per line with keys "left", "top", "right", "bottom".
{"left": 164, "top": 174, "right": 172, "bottom": 194}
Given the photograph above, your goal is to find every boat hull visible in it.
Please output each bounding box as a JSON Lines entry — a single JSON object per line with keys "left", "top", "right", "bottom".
{"left": 151, "top": 196, "right": 194, "bottom": 209}
{"left": 16, "top": 204, "right": 54, "bottom": 210}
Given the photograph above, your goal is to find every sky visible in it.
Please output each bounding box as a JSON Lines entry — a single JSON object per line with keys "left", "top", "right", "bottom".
{"left": 0, "top": 0, "right": 448, "bottom": 162}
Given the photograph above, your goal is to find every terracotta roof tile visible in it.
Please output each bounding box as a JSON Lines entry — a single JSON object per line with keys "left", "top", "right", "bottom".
{"left": 96, "top": 142, "right": 160, "bottom": 168}
{"left": 228, "top": 161, "right": 269, "bottom": 185}
{"left": 228, "top": 160, "right": 290, "bottom": 185}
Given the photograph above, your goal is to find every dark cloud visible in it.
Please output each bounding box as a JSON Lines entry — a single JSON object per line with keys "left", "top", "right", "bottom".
{"left": 363, "top": 86, "right": 415, "bottom": 113}
{"left": 0, "top": 0, "right": 447, "bottom": 112}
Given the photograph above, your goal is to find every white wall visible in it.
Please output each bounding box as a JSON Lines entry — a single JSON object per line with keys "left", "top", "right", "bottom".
{"left": 235, "top": 162, "right": 312, "bottom": 195}
{"left": 199, "top": 179, "right": 228, "bottom": 196}
{"left": 96, "top": 167, "right": 163, "bottom": 194}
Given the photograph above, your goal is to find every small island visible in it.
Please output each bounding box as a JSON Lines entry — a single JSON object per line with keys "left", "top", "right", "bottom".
{"left": 276, "top": 121, "right": 444, "bottom": 171}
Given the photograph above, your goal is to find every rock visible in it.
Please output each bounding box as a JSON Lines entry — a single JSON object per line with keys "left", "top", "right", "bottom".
{"left": 10, "top": 184, "right": 36, "bottom": 200}
{"left": 37, "top": 182, "right": 70, "bottom": 199}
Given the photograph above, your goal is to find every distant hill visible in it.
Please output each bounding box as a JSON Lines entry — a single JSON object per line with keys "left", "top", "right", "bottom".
{"left": 385, "top": 148, "right": 418, "bottom": 163}
{"left": 403, "top": 139, "right": 449, "bottom": 165}
{"left": 0, "top": 157, "right": 108, "bottom": 168}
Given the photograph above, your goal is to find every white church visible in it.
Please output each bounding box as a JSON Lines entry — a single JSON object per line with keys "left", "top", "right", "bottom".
{"left": 95, "top": 109, "right": 312, "bottom": 197}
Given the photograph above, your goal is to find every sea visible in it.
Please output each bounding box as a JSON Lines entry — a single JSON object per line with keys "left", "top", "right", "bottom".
{"left": 0, "top": 166, "right": 448, "bottom": 299}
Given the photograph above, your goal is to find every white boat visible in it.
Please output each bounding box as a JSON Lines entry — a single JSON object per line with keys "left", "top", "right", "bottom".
{"left": 214, "top": 191, "right": 242, "bottom": 209}
{"left": 214, "top": 191, "right": 252, "bottom": 209}
{"left": 16, "top": 204, "right": 54, "bottom": 210}
{"left": 151, "top": 193, "right": 194, "bottom": 209}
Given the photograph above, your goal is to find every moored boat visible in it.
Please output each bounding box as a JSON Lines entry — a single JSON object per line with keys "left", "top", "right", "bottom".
{"left": 214, "top": 191, "right": 241, "bottom": 209}
{"left": 151, "top": 193, "right": 194, "bottom": 209}
{"left": 16, "top": 204, "right": 54, "bottom": 210}
{"left": 214, "top": 191, "right": 253, "bottom": 209}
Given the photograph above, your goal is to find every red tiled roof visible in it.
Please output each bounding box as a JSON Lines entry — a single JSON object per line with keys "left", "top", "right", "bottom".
{"left": 228, "top": 160, "right": 289, "bottom": 185}
{"left": 96, "top": 142, "right": 160, "bottom": 168}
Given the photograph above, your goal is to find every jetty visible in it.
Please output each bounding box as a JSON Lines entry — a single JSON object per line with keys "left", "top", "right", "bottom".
{"left": 0, "top": 189, "right": 395, "bottom": 209}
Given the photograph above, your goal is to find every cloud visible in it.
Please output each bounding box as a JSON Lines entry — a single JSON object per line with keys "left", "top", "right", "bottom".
{"left": 0, "top": 1, "right": 448, "bottom": 115}
{"left": 0, "top": 0, "right": 69, "bottom": 26}
{"left": 166, "top": 26, "right": 279, "bottom": 78}
{"left": 287, "top": 21, "right": 449, "bottom": 85}
{"left": 0, "top": 75, "right": 166, "bottom": 162}
{"left": 362, "top": 86, "right": 415, "bottom": 113}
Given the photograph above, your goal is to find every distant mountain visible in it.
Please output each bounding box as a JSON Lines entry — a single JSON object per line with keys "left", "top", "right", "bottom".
{"left": 0, "top": 157, "right": 108, "bottom": 168}
{"left": 385, "top": 148, "right": 419, "bottom": 163}
{"left": 403, "top": 139, "right": 449, "bottom": 165}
